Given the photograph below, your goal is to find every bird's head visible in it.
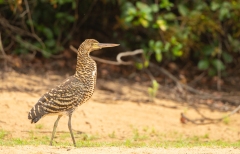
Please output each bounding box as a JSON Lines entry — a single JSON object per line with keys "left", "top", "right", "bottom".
{"left": 79, "top": 39, "right": 119, "bottom": 53}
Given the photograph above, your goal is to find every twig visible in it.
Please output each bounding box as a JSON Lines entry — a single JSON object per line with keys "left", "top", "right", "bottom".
{"left": 70, "top": 45, "right": 143, "bottom": 65}
{"left": 145, "top": 69, "right": 155, "bottom": 81}
{"left": 189, "top": 72, "right": 205, "bottom": 86}
{"left": 0, "top": 16, "right": 31, "bottom": 36}
{"left": 24, "top": 0, "right": 46, "bottom": 48}
{"left": 149, "top": 63, "right": 208, "bottom": 95}
{"left": 0, "top": 16, "right": 45, "bottom": 48}
{"left": 227, "top": 105, "right": 240, "bottom": 116}
{"left": 4, "top": 38, "right": 14, "bottom": 51}
{"left": 13, "top": 35, "right": 47, "bottom": 54}
{"left": 217, "top": 39, "right": 222, "bottom": 91}
{"left": 181, "top": 105, "right": 240, "bottom": 125}
{"left": 0, "top": 33, "right": 8, "bottom": 69}
{"left": 24, "top": 0, "right": 35, "bottom": 34}
{"left": 116, "top": 49, "right": 143, "bottom": 65}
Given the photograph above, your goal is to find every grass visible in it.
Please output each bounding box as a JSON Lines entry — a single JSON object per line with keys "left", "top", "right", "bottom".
{"left": 108, "top": 131, "right": 116, "bottom": 138}
{"left": 0, "top": 129, "right": 239, "bottom": 148}
{"left": 35, "top": 124, "right": 44, "bottom": 129}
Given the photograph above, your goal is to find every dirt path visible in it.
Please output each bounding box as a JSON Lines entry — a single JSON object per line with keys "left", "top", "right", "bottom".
{"left": 1, "top": 146, "right": 240, "bottom": 154}
{"left": 0, "top": 71, "right": 240, "bottom": 153}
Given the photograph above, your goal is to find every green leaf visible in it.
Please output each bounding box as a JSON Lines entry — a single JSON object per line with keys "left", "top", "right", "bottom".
{"left": 135, "top": 62, "right": 143, "bottom": 70}
{"left": 152, "top": 80, "right": 159, "bottom": 90}
{"left": 42, "top": 50, "right": 52, "bottom": 58}
{"left": 155, "top": 41, "right": 163, "bottom": 48}
{"left": 208, "top": 68, "right": 217, "bottom": 76}
{"left": 66, "top": 15, "right": 75, "bottom": 22}
{"left": 202, "top": 45, "right": 214, "bottom": 56}
{"left": 172, "top": 49, "right": 183, "bottom": 57}
{"left": 137, "top": 2, "right": 152, "bottom": 13}
{"left": 56, "top": 12, "right": 65, "bottom": 19}
{"left": 163, "top": 13, "right": 176, "bottom": 20}
{"left": 163, "top": 42, "right": 170, "bottom": 52}
{"left": 178, "top": 4, "right": 189, "bottom": 16}
{"left": 149, "top": 40, "right": 155, "bottom": 48}
{"left": 219, "top": 7, "right": 230, "bottom": 20}
{"left": 45, "top": 39, "right": 56, "bottom": 48}
{"left": 144, "top": 60, "right": 149, "bottom": 67}
{"left": 143, "top": 13, "right": 153, "bottom": 21}
{"left": 198, "top": 59, "right": 209, "bottom": 70}
{"left": 127, "top": 7, "right": 137, "bottom": 15}
{"left": 159, "top": 0, "right": 173, "bottom": 10}
{"left": 156, "top": 19, "right": 167, "bottom": 31}
{"left": 211, "top": 1, "right": 220, "bottom": 11}
{"left": 72, "top": 1, "right": 77, "bottom": 9}
{"left": 155, "top": 52, "right": 162, "bottom": 62}
{"left": 42, "top": 27, "right": 53, "bottom": 39}
{"left": 139, "top": 18, "right": 149, "bottom": 27}
{"left": 172, "top": 44, "right": 183, "bottom": 57}
{"left": 125, "top": 16, "right": 134, "bottom": 22}
{"left": 211, "top": 59, "right": 225, "bottom": 71}
{"left": 196, "top": 2, "right": 208, "bottom": 11}
{"left": 222, "top": 52, "right": 233, "bottom": 63}
{"left": 151, "top": 4, "right": 159, "bottom": 13}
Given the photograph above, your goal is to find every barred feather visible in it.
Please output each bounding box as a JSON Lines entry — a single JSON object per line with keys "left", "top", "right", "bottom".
{"left": 28, "top": 40, "right": 98, "bottom": 123}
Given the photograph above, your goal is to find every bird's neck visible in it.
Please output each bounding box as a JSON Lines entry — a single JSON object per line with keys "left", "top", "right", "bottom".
{"left": 75, "top": 52, "right": 96, "bottom": 78}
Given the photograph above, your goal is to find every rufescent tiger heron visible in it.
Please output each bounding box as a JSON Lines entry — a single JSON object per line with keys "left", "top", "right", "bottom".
{"left": 28, "top": 39, "right": 119, "bottom": 147}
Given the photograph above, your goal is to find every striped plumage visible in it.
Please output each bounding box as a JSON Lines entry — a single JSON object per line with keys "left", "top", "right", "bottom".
{"left": 28, "top": 39, "right": 119, "bottom": 146}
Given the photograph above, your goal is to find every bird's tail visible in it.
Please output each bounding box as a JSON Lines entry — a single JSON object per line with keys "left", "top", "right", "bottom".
{"left": 28, "top": 103, "right": 45, "bottom": 123}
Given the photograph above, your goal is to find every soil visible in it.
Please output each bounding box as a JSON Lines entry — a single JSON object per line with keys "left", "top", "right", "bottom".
{"left": 0, "top": 70, "right": 240, "bottom": 153}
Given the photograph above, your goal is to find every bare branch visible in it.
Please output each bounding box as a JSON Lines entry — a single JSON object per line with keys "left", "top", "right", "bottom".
{"left": 13, "top": 35, "right": 47, "bottom": 54}
{"left": 181, "top": 105, "right": 240, "bottom": 125}
{"left": 24, "top": 0, "right": 35, "bottom": 34}
{"left": 0, "top": 33, "right": 8, "bottom": 69}
{"left": 0, "top": 16, "right": 45, "bottom": 48}
{"left": 0, "top": 33, "right": 6, "bottom": 57}
{"left": 116, "top": 49, "right": 143, "bottom": 65}
{"left": 70, "top": 45, "right": 143, "bottom": 65}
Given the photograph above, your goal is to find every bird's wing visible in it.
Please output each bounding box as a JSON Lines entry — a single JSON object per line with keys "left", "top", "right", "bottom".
{"left": 38, "top": 76, "right": 85, "bottom": 114}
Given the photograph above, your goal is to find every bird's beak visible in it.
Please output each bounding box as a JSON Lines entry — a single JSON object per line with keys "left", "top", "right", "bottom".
{"left": 92, "top": 43, "right": 119, "bottom": 50}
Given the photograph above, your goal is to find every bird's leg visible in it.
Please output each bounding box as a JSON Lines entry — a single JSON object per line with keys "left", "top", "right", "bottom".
{"left": 50, "top": 115, "right": 62, "bottom": 146}
{"left": 68, "top": 113, "right": 76, "bottom": 147}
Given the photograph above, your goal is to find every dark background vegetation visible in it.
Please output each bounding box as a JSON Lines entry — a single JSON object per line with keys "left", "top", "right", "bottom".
{"left": 1, "top": 0, "right": 240, "bottom": 106}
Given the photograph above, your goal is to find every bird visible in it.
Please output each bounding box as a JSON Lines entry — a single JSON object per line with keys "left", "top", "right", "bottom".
{"left": 28, "top": 39, "right": 119, "bottom": 147}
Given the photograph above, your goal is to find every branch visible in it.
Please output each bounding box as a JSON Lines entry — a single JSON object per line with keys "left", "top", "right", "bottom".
{"left": 13, "top": 35, "right": 47, "bottom": 55}
{"left": 70, "top": 45, "right": 143, "bottom": 65}
{"left": 0, "top": 33, "right": 8, "bottom": 69}
{"left": 0, "top": 16, "right": 45, "bottom": 48}
{"left": 24, "top": 0, "right": 35, "bottom": 34}
{"left": 0, "top": 33, "right": 6, "bottom": 58}
{"left": 181, "top": 105, "right": 240, "bottom": 125}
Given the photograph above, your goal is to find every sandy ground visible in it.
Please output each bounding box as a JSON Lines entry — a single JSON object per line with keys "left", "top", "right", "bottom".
{"left": 0, "top": 71, "right": 240, "bottom": 153}
{"left": 1, "top": 146, "right": 240, "bottom": 154}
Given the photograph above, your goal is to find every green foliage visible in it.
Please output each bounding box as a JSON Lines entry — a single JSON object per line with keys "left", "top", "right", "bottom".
{"left": 148, "top": 80, "right": 159, "bottom": 102}
{"left": 1, "top": 0, "right": 240, "bottom": 77}
{"left": 0, "top": 129, "right": 8, "bottom": 139}
{"left": 2, "top": 0, "right": 75, "bottom": 58}
{"left": 118, "top": 0, "right": 240, "bottom": 76}
{"left": 108, "top": 131, "right": 116, "bottom": 138}
{"left": 223, "top": 116, "right": 230, "bottom": 125}
{"left": 0, "top": 128, "right": 239, "bottom": 148}
{"left": 35, "top": 124, "right": 44, "bottom": 129}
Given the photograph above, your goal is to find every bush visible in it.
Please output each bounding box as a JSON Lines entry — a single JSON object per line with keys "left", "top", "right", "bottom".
{"left": 118, "top": 0, "right": 240, "bottom": 76}
{"left": 1, "top": 0, "right": 240, "bottom": 76}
